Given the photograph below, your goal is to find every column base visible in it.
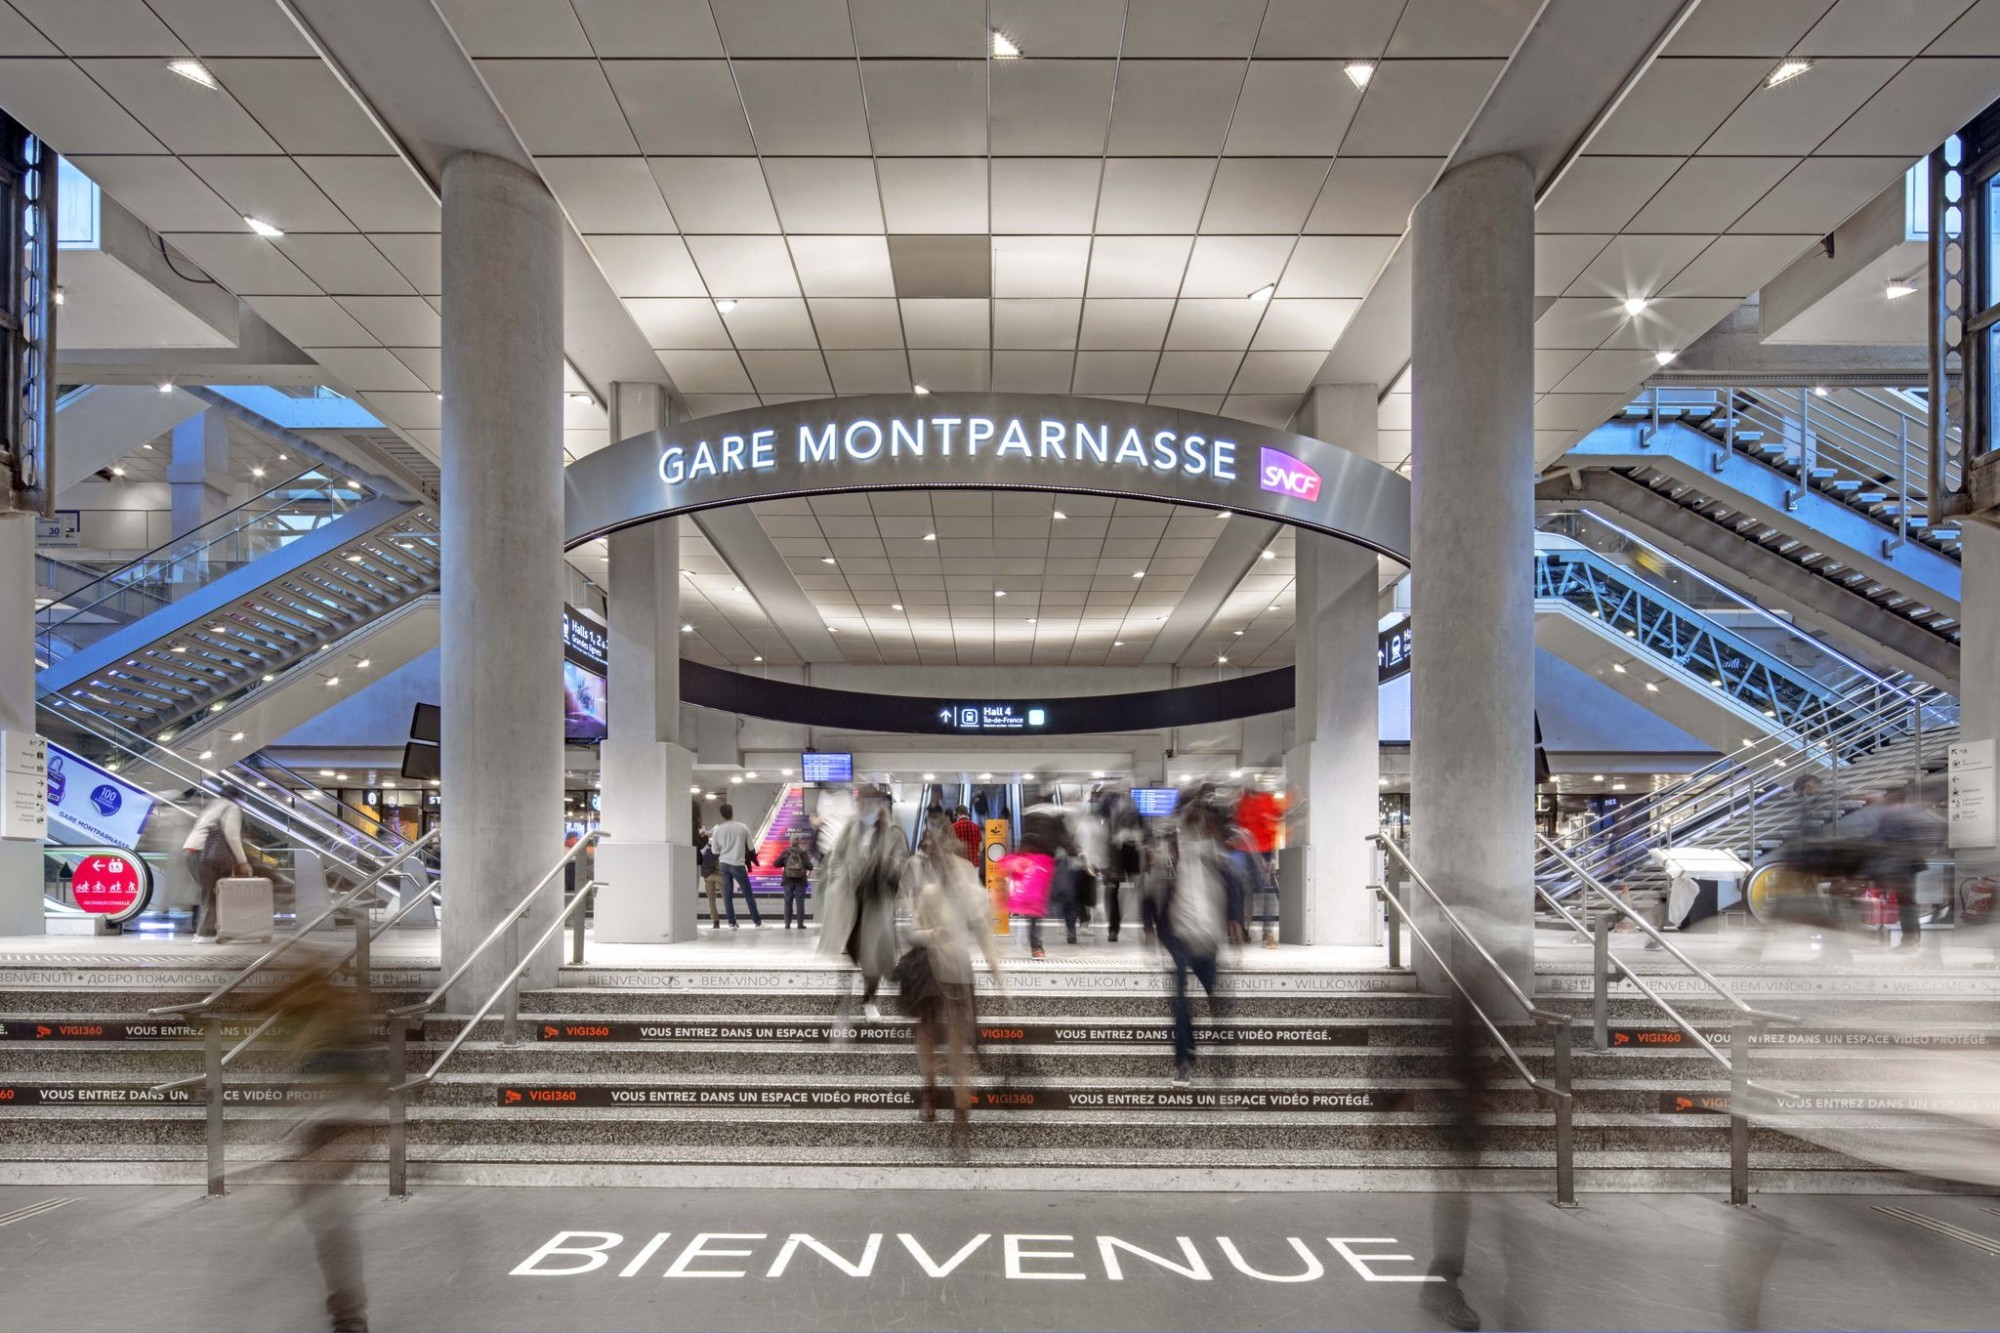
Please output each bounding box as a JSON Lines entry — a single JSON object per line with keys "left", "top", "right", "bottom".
{"left": 594, "top": 841, "right": 698, "bottom": 943}
{"left": 0, "top": 841, "right": 44, "bottom": 934}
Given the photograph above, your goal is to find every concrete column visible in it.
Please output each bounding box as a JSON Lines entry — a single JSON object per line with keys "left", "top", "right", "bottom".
{"left": 0, "top": 517, "right": 42, "bottom": 933}
{"left": 439, "top": 152, "right": 565, "bottom": 1006}
{"left": 167, "top": 409, "right": 231, "bottom": 537}
{"left": 594, "top": 381, "right": 699, "bottom": 942}
{"left": 1409, "top": 154, "right": 1537, "bottom": 999}
{"left": 1958, "top": 524, "right": 2000, "bottom": 879}
{"left": 1283, "top": 384, "right": 1383, "bottom": 946}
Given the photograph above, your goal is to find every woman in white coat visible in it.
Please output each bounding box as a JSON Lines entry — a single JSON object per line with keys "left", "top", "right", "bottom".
{"left": 901, "top": 810, "right": 1006, "bottom": 1150}
{"left": 815, "top": 785, "right": 907, "bottom": 1023}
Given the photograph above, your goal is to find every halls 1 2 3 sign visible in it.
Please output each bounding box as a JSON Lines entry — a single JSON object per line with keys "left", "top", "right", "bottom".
{"left": 565, "top": 393, "right": 1410, "bottom": 562}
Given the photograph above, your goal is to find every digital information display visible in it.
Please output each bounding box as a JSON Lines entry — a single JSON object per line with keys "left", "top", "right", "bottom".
{"left": 800, "top": 751, "right": 853, "bottom": 784}
{"left": 939, "top": 703, "right": 1047, "bottom": 732}
{"left": 1132, "top": 788, "right": 1179, "bottom": 818}
{"left": 562, "top": 603, "right": 609, "bottom": 742}
{"left": 44, "top": 743, "right": 156, "bottom": 850}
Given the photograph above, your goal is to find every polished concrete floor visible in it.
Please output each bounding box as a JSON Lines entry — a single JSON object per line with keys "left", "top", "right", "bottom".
{"left": 0, "top": 1184, "right": 1993, "bottom": 1331}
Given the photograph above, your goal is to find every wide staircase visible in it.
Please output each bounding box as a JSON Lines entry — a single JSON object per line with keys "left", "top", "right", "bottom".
{"left": 1, "top": 943, "right": 1990, "bottom": 1193}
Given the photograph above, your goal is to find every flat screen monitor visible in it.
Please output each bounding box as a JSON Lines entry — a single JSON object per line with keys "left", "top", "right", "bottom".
{"left": 410, "top": 702, "right": 441, "bottom": 743}
{"left": 1131, "top": 787, "right": 1179, "bottom": 818}
{"left": 800, "top": 751, "right": 853, "bottom": 784}
{"left": 562, "top": 660, "right": 608, "bottom": 742}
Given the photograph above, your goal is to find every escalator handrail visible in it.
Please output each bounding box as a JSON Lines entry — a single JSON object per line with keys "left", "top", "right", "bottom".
{"left": 35, "top": 468, "right": 357, "bottom": 639}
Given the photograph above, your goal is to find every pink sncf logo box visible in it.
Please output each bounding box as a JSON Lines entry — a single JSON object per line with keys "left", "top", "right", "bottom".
{"left": 1258, "top": 446, "right": 1321, "bottom": 502}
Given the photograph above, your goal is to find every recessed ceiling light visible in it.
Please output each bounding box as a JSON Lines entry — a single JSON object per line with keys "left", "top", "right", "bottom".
{"left": 1344, "top": 61, "right": 1375, "bottom": 89}
{"left": 1114, "top": 640, "right": 1124, "bottom": 646}
{"left": 1026, "top": 617, "right": 1036, "bottom": 623}
{"left": 110, "top": 466, "right": 127, "bottom": 477}
{"left": 1813, "top": 385, "right": 1829, "bottom": 397}
{"left": 1593, "top": 774, "right": 1606, "bottom": 781}
{"left": 892, "top": 603, "right": 904, "bottom": 610}
{"left": 1268, "top": 604, "right": 1280, "bottom": 612}
{"left": 1654, "top": 349, "right": 1678, "bottom": 366}
{"left": 1622, "top": 296, "right": 1647, "bottom": 316}
{"left": 730, "top": 775, "right": 743, "bottom": 784}
{"left": 714, "top": 298, "right": 737, "bottom": 314}
{"left": 752, "top": 655, "right": 764, "bottom": 662}
{"left": 1052, "top": 509, "right": 1067, "bottom": 521}
{"left": 197, "top": 749, "right": 213, "bottom": 761}
{"left": 243, "top": 216, "right": 283, "bottom": 238}
{"left": 1765, "top": 58, "right": 1812, "bottom": 88}
{"left": 1611, "top": 662, "right": 1627, "bottom": 673}
{"left": 1246, "top": 283, "right": 1275, "bottom": 303}
{"left": 991, "top": 28, "right": 1020, "bottom": 58}
{"left": 681, "top": 622, "right": 693, "bottom": 632}
{"left": 209, "top": 702, "right": 226, "bottom": 713}
{"left": 691, "top": 784, "right": 704, "bottom": 795}
{"left": 978, "top": 771, "right": 993, "bottom": 780}
{"left": 1644, "top": 681, "right": 1660, "bottom": 693}
{"left": 326, "top": 676, "right": 340, "bottom": 687}
{"left": 733, "top": 584, "right": 744, "bottom": 593}
{"left": 229, "top": 731, "right": 246, "bottom": 743}
{"left": 994, "top": 589, "right": 1007, "bottom": 597}
{"left": 262, "top": 674, "right": 275, "bottom": 682}
{"left": 355, "top": 657, "right": 371, "bottom": 669}
{"left": 922, "top": 532, "right": 936, "bottom": 541}
{"left": 157, "top": 381, "right": 173, "bottom": 394}
{"left": 167, "top": 59, "right": 220, "bottom": 88}
{"left": 52, "top": 286, "right": 64, "bottom": 306}
{"left": 1885, "top": 278, "right": 1918, "bottom": 300}
{"left": 1259, "top": 549, "right": 1275, "bottom": 560}
{"left": 319, "top": 769, "right": 336, "bottom": 778}
{"left": 1233, "top": 629, "right": 1244, "bottom": 636}
{"left": 140, "top": 442, "right": 152, "bottom": 450}
{"left": 745, "top": 771, "right": 758, "bottom": 780}
{"left": 913, "top": 383, "right": 931, "bottom": 395}
{"left": 1131, "top": 570, "right": 1145, "bottom": 579}
{"left": 1217, "top": 655, "right": 1229, "bottom": 664}
{"left": 821, "top": 556, "right": 836, "bottom": 564}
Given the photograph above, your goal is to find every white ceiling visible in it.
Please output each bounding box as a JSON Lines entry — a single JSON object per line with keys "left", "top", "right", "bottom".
{"left": 7, "top": 0, "right": 2000, "bottom": 670}
{"left": 675, "top": 490, "right": 1296, "bottom": 669}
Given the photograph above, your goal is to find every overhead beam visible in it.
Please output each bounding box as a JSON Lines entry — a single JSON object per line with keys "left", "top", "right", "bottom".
{"left": 1657, "top": 301, "right": 1926, "bottom": 386}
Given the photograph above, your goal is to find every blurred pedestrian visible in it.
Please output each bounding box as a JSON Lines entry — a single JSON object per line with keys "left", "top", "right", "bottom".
{"left": 1098, "top": 789, "right": 1143, "bottom": 943}
{"left": 260, "top": 946, "right": 381, "bottom": 1332}
{"left": 1873, "top": 782, "right": 1943, "bottom": 952}
{"left": 951, "top": 806, "right": 983, "bottom": 862}
{"left": 1162, "top": 795, "right": 1229, "bottom": 1086}
{"left": 818, "top": 785, "right": 907, "bottom": 1024}
{"left": 901, "top": 811, "right": 1006, "bottom": 1153}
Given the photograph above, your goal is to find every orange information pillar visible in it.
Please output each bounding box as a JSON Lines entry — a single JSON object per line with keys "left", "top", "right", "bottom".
{"left": 982, "top": 818, "right": 1010, "bottom": 934}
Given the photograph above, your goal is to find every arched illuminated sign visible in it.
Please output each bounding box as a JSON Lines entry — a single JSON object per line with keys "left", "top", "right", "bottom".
{"left": 564, "top": 393, "right": 1410, "bottom": 562}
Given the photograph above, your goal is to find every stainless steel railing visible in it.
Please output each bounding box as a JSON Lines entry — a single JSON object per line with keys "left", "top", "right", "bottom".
{"left": 146, "top": 827, "right": 441, "bottom": 1197}
{"left": 379, "top": 831, "right": 605, "bottom": 1196}
{"left": 1534, "top": 833, "right": 1799, "bottom": 1205}
{"left": 1370, "top": 833, "right": 1578, "bottom": 1207}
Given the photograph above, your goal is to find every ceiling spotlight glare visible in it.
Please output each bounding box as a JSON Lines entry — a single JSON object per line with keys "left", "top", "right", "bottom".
{"left": 326, "top": 675, "right": 340, "bottom": 687}
{"left": 1766, "top": 58, "right": 1812, "bottom": 88}
{"left": 1622, "top": 296, "right": 1647, "bottom": 316}
{"left": 714, "top": 298, "right": 738, "bottom": 314}
{"left": 230, "top": 732, "right": 245, "bottom": 742}
{"left": 752, "top": 655, "right": 764, "bottom": 662}
{"left": 913, "top": 383, "right": 931, "bottom": 395}
{"left": 1644, "top": 681, "right": 1660, "bottom": 693}
{"left": 1885, "top": 279, "right": 1918, "bottom": 300}
{"left": 1113, "top": 639, "right": 1124, "bottom": 646}
{"left": 1131, "top": 570, "right": 1145, "bottom": 579}
{"left": 168, "top": 59, "right": 220, "bottom": 89}
{"left": 157, "top": 381, "right": 174, "bottom": 394}
{"left": 1814, "top": 385, "right": 1829, "bottom": 397}
{"left": 354, "top": 657, "right": 371, "bottom": 669}
{"left": 691, "top": 784, "right": 704, "bottom": 795}
{"left": 922, "top": 772, "right": 936, "bottom": 781}
{"left": 1246, "top": 283, "right": 1275, "bottom": 303}
{"left": 820, "top": 556, "right": 836, "bottom": 564}
{"left": 199, "top": 750, "right": 214, "bottom": 761}
{"left": 681, "top": 623, "right": 694, "bottom": 632}
{"left": 111, "top": 466, "right": 127, "bottom": 476}
{"left": 1217, "top": 655, "right": 1230, "bottom": 664}
{"left": 892, "top": 602, "right": 904, "bottom": 611}
{"left": 1654, "top": 349, "right": 1678, "bottom": 366}
{"left": 52, "top": 286, "right": 64, "bottom": 306}
{"left": 1343, "top": 61, "right": 1375, "bottom": 89}
{"left": 243, "top": 216, "right": 284, "bottom": 238}
{"left": 994, "top": 589, "right": 1007, "bottom": 597}
{"left": 251, "top": 466, "right": 265, "bottom": 477}
{"left": 991, "top": 28, "right": 1021, "bottom": 58}
{"left": 1052, "top": 509, "right": 1067, "bottom": 520}
{"left": 978, "top": 772, "right": 993, "bottom": 780}
{"left": 922, "top": 532, "right": 937, "bottom": 541}
{"left": 1259, "top": 549, "right": 1275, "bottom": 560}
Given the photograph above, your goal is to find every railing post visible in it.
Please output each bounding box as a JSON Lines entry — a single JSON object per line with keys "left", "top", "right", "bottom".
{"left": 1376, "top": 885, "right": 1401, "bottom": 969}
{"left": 387, "top": 1014, "right": 408, "bottom": 1199}
{"left": 1592, "top": 910, "right": 1612, "bottom": 1050}
{"left": 502, "top": 916, "right": 520, "bottom": 1048}
{"left": 571, "top": 890, "right": 587, "bottom": 966}
{"left": 1799, "top": 387, "right": 1815, "bottom": 480}
{"left": 1729, "top": 1020, "right": 1751, "bottom": 1206}
{"left": 353, "top": 897, "right": 371, "bottom": 1017}
{"left": 1551, "top": 1020, "right": 1577, "bottom": 1208}
{"left": 204, "top": 1012, "right": 225, "bottom": 1197}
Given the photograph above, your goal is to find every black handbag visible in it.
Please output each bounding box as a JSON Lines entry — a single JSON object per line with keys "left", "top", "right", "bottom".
{"left": 892, "top": 943, "right": 938, "bottom": 1015}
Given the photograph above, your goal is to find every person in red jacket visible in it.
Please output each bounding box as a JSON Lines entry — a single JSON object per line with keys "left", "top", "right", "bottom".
{"left": 950, "top": 806, "right": 983, "bottom": 863}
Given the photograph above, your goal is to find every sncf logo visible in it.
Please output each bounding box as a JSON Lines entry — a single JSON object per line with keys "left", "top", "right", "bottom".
{"left": 1258, "top": 447, "right": 1321, "bottom": 502}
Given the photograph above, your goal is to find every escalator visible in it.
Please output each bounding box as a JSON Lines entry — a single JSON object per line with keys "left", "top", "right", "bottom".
{"left": 1549, "top": 387, "right": 1961, "bottom": 689}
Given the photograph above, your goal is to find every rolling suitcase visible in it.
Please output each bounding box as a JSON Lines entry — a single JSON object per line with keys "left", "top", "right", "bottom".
{"left": 214, "top": 876, "right": 275, "bottom": 943}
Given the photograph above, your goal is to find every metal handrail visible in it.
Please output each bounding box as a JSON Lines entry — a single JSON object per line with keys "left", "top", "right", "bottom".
{"left": 1371, "top": 834, "right": 1563, "bottom": 1025}
{"left": 1369, "top": 836, "right": 1575, "bottom": 1207}
{"left": 1536, "top": 834, "right": 1799, "bottom": 1028}
{"left": 149, "top": 867, "right": 446, "bottom": 1093}
{"left": 388, "top": 830, "right": 604, "bottom": 1021}
{"left": 392, "top": 880, "right": 602, "bottom": 1095}
{"left": 148, "top": 826, "right": 441, "bottom": 1018}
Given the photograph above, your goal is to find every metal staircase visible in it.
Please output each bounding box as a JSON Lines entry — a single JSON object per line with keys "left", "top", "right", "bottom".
{"left": 35, "top": 474, "right": 440, "bottom": 742}
{"left": 1550, "top": 388, "right": 1963, "bottom": 688}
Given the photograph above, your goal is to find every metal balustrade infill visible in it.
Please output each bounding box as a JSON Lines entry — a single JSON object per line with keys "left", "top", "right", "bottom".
{"left": 1621, "top": 386, "right": 1965, "bottom": 558}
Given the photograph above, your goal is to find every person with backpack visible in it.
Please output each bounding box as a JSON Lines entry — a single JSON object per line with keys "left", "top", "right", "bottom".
{"left": 779, "top": 826, "right": 815, "bottom": 929}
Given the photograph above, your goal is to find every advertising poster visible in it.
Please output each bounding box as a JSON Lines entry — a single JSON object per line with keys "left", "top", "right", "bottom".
{"left": 44, "top": 743, "right": 156, "bottom": 849}
{"left": 561, "top": 603, "right": 609, "bottom": 742}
